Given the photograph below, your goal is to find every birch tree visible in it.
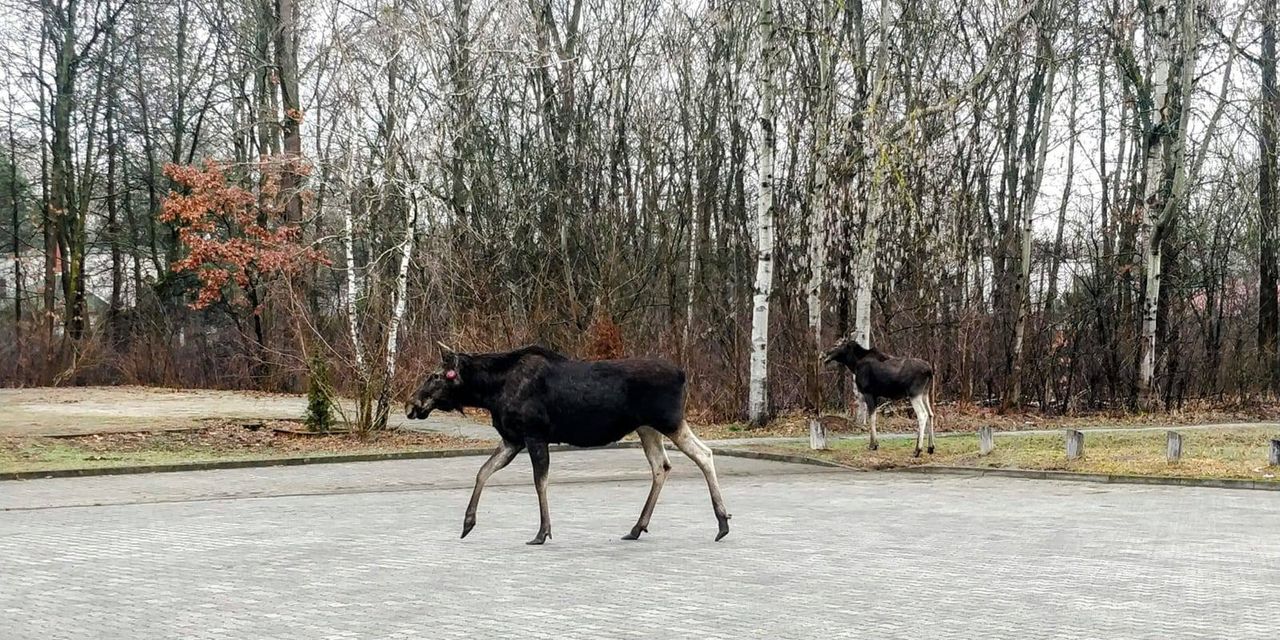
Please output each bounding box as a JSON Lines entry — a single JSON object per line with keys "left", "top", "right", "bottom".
{"left": 852, "top": 0, "right": 894, "bottom": 351}
{"left": 747, "top": 0, "right": 776, "bottom": 427}
{"left": 805, "top": 0, "right": 836, "bottom": 444}
{"left": 1134, "top": 0, "right": 1197, "bottom": 400}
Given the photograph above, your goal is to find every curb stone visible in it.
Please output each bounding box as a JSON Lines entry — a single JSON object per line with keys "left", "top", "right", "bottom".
{"left": 709, "top": 448, "right": 849, "bottom": 469}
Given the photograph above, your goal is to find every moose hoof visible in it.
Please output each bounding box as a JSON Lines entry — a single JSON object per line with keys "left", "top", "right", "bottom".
{"left": 715, "top": 515, "right": 731, "bottom": 542}
{"left": 927, "top": 445, "right": 935, "bottom": 454}
{"left": 912, "top": 448, "right": 922, "bottom": 458}
{"left": 622, "top": 526, "right": 647, "bottom": 541}
{"left": 526, "top": 531, "right": 551, "bottom": 546}
{"left": 868, "top": 441, "right": 879, "bottom": 451}
{"left": 460, "top": 518, "right": 476, "bottom": 539}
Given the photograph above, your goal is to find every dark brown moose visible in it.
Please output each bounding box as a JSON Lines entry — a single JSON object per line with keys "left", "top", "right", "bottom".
{"left": 823, "top": 338, "right": 937, "bottom": 456}
{"left": 406, "top": 343, "right": 731, "bottom": 545}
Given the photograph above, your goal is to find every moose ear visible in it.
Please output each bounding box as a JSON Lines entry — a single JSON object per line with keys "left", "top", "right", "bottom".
{"left": 437, "top": 341, "right": 458, "bottom": 367}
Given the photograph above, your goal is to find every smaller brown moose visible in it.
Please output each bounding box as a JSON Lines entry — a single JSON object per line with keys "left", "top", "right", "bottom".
{"left": 823, "top": 339, "right": 937, "bottom": 457}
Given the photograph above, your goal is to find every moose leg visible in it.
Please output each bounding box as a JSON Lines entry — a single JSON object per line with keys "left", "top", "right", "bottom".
{"left": 670, "top": 422, "right": 731, "bottom": 541}
{"left": 910, "top": 395, "right": 929, "bottom": 457}
{"left": 623, "top": 427, "right": 671, "bottom": 540}
{"left": 865, "top": 395, "right": 880, "bottom": 450}
{"left": 526, "top": 438, "right": 552, "bottom": 545}
{"left": 924, "top": 392, "right": 936, "bottom": 454}
{"left": 461, "top": 439, "right": 523, "bottom": 539}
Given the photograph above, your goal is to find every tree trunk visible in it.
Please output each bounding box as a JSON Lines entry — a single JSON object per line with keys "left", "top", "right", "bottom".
{"left": 276, "top": 0, "right": 303, "bottom": 222}
{"left": 747, "top": 0, "right": 776, "bottom": 427}
{"left": 7, "top": 107, "right": 21, "bottom": 339}
{"left": 1138, "top": 0, "right": 1196, "bottom": 402}
{"left": 105, "top": 30, "right": 123, "bottom": 345}
{"left": 807, "top": 0, "right": 835, "bottom": 426}
{"left": 38, "top": 30, "right": 55, "bottom": 352}
{"left": 1009, "top": 6, "right": 1057, "bottom": 406}
{"left": 1137, "top": 0, "right": 1179, "bottom": 399}
{"left": 1260, "top": 0, "right": 1279, "bottom": 391}
{"left": 50, "top": 0, "right": 80, "bottom": 346}
{"left": 1045, "top": 52, "right": 1079, "bottom": 321}
{"left": 374, "top": 187, "right": 419, "bottom": 431}
{"left": 852, "top": 0, "right": 893, "bottom": 351}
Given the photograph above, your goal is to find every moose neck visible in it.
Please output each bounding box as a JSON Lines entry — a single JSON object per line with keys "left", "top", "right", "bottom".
{"left": 455, "top": 357, "right": 509, "bottom": 411}
{"left": 455, "top": 346, "right": 565, "bottom": 411}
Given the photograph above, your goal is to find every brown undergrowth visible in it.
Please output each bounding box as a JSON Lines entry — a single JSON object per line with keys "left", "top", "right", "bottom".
{"left": 0, "top": 421, "right": 489, "bottom": 473}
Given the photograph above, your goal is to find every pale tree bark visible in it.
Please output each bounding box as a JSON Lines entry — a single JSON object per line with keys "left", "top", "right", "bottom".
{"left": 1136, "top": 0, "right": 1178, "bottom": 398}
{"left": 852, "top": 0, "right": 894, "bottom": 351}
{"left": 341, "top": 122, "right": 365, "bottom": 380}
{"left": 806, "top": 0, "right": 835, "bottom": 445}
{"left": 748, "top": 0, "right": 776, "bottom": 427}
{"left": 373, "top": 184, "right": 420, "bottom": 430}
{"left": 852, "top": 184, "right": 880, "bottom": 348}
{"left": 1138, "top": 0, "right": 1197, "bottom": 400}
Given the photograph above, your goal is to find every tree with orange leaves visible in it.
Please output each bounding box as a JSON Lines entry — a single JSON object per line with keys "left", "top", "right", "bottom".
{"left": 159, "top": 159, "right": 325, "bottom": 355}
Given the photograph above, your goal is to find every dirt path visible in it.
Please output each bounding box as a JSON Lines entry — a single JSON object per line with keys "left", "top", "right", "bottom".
{"left": 0, "top": 386, "right": 487, "bottom": 438}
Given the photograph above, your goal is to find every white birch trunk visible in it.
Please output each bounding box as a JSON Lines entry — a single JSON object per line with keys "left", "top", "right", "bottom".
{"left": 1138, "top": 1, "right": 1176, "bottom": 395}
{"left": 384, "top": 194, "right": 418, "bottom": 384}
{"left": 806, "top": 3, "right": 834, "bottom": 446}
{"left": 807, "top": 3, "right": 835, "bottom": 353}
{"left": 684, "top": 177, "right": 699, "bottom": 354}
{"left": 374, "top": 184, "right": 420, "bottom": 429}
{"left": 343, "top": 217, "right": 364, "bottom": 374}
{"left": 342, "top": 127, "right": 366, "bottom": 377}
{"left": 748, "top": 0, "right": 776, "bottom": 426}
{"left": 852, "top": 191, "right": 878, "bottom": 348}
{"left": 853, "top": 0, "right": 893, "bottom": 351}
{"left": 1139, "top": 0, "right": 1197, "bottom": 398}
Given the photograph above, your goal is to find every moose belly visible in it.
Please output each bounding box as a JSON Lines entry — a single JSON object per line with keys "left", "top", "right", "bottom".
{"left": 547, "top": 415, "right": 639, "bottom": 448}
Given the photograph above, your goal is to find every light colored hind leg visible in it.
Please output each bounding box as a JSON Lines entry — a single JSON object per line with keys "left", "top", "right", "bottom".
{"left": 924, "top": 392, "right": 936, "bottom": 454}
{"left": 866, "top": 396, "right": 880, "bottom": 450}
{"left": 623, "top": 427, "right": 671, "bottom": 540}
{"left": 669, "top": 422, "right": 731, "bottom": 541}
{"left": 910, "top": 395, "right": 929, "bottom": 457}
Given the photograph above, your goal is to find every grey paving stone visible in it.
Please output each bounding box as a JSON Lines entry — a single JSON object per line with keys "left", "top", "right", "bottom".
{"left": 1, "top": 454, "right": 1277, "bottom": 639}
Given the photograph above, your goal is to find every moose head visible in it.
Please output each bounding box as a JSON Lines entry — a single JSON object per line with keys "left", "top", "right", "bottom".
{"left": 821, "top": 337, "right": 874, "bottom": 368}
{"left": 405, "top": 342, "right": 468, "bottom": 420}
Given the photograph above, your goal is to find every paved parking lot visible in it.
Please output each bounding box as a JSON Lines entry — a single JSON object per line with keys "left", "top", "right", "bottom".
{"left": 2, "top": 450, "right": 1277, "bottom": 638}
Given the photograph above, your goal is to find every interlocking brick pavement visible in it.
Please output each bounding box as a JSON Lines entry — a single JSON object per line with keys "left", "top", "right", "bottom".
{"left": 2, "top": 451, "right": 1277, "bottom": 639}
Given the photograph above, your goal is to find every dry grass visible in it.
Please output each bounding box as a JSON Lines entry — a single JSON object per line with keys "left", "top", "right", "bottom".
{"left": 690, "top": 400, "right": 1280, "bottom": 440}
{"left": 749, "top": 426, "right": 1280, "bottom": 482}
{"left": 0, "top": 421, "right": 490, "bottom": 474}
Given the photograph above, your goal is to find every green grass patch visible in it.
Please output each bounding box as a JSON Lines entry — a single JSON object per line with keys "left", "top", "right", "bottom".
{"left": 750, "top": 427, "right": 1280, "bottom": 482}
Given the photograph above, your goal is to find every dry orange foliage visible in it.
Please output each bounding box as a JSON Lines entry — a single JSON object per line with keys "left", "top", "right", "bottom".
{"left": 159, "top": 159, "right": 327, "bottom": 311}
